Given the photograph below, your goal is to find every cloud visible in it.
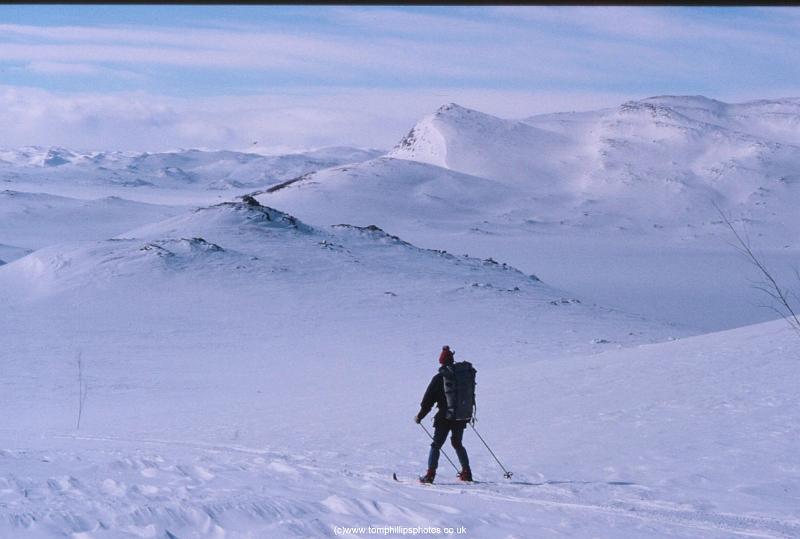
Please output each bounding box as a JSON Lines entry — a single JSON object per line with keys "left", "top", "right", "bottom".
{"left": 486, "top": 6, "right": 798, "bottom": 45}
{"left": 20, "top": 61, "right": 142, "bottom": 80}
{"left": 2, "top": 8, "right": 795, "bottom": 93}
{"left": 0, "top": 20, "right": 597, "bottom": 86}
{"left": 0, "top": 85, "right": 639, "bottom": 152}
{"left": 25, "top": 61, "right": 99, "bottom": 75}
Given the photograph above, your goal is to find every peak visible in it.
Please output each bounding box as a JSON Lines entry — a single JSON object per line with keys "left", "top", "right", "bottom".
{"left": 119, "top": 198, "right": 315, "bottom": 243}
{"left": 239, "top": 194, "right": 261, "bottom": 207}
{"left": 198, "top": 200, "right": 308, "bottom": 230}
{"left": 438, "top": 102, "right": 464, "bottom": 111}
{"left": 435, "top": 103, "right": 477, "bottom": 116}
{"left": 618, "top": 100, "right": 686, "bottom": 118}
{"left": 429, "top": 103, "right": 505, "bottom": 126}
{"left": 42, "top": 146, "right": 78, "bottom": 167}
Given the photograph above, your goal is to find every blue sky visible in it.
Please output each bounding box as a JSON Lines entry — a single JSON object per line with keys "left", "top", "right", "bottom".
{"left": 0, "top": 5, "right": 798, "bottom": 151}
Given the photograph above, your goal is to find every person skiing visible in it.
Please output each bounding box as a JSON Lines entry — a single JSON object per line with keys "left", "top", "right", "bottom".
{"left": 415, "top": 345, "right": 473, "bottom": 484}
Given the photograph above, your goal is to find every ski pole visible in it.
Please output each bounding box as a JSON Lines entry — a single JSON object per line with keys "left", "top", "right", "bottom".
{"left": 419, "top": 423, "right": 459, "bottom": 473}
{"left": 470, "top": 423, "right": 513, "bottom": 479}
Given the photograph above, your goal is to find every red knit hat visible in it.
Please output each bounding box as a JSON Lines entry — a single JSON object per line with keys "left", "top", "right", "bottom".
{"left": 439, "top": 345, "right": 454, "bottom": 365}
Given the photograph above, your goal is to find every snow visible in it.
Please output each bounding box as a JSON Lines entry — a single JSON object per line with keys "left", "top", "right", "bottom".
{"left": 1, "top": 95, "right": 799, "bottom": 538}
{"left": 262, "top": 97, "right": 800, "bottom": 330}
{"left": 390, "top": 103, "right": 573, "bottom": 191}
{"left": 0, "top": 146, "right": 382, "bottom": 203}
{"left": 262, "top": 157, "right": 519, "bottom": 230}
{"left": 0, "top": 190, "right": 188, "bottom": 258}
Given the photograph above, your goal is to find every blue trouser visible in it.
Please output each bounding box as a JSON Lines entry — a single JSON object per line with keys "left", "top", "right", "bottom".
{"left": 428, "top": 420, "right": 470, "bottom": 471}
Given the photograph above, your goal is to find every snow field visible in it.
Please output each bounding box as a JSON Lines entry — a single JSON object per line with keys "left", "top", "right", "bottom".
{"left": 1, "top": 95, "right": 799, "bottom": 537}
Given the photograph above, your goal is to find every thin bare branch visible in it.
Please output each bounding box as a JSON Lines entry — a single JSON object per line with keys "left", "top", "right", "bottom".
{"left": 76, "top": 351, "right": 88, "bottom": 430}
{"left": 714, "top": 202, "right": 800, "bottom": 337}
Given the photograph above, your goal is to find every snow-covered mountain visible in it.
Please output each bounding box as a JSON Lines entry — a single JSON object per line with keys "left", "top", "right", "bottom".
{"left": 258, "top": 97, "right": 800, "bottom": 240}
{"left": 389, "top": 103, "right": 574, "bottom": 191}
{"left": 524, "top": 96, "right": 800, "bottom": 224}
{"left": 250, "top": 97, "right": 800, "bottom": 330}
{"left": 0, "top": 145, "right": 383, "bottom": 193}
{"left": 0, "top": 145, "right": 383, "bottom": 260}
{"left": 1, "top": 195, "right": 676, "bottom": 351}
{"left": 619, "top": 95, "right": 800, "bottom": 145}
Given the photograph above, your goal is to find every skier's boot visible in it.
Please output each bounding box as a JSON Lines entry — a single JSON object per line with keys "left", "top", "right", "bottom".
{"left": 457, "top": 467, "right": 473, "bottom": 482}
{"left": 419, "top": 469, "right": 436, "bottom": 484}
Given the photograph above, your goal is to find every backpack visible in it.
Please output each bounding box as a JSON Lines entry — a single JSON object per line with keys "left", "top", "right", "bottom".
{"left": 441, "top": 361, "right": 477, "bottom": 421}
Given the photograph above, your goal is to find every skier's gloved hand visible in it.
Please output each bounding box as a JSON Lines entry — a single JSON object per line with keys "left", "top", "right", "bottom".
{"left": 414, "top": 415, "right": 421, "bottom": 424}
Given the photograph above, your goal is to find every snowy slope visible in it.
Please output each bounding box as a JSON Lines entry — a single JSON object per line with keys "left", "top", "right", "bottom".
{"left": 522, "top": 96, "right": 800, "bottom": 233}
{"left": 258, "top": 156, "right": 523, "bottom": 230}
{"left": 0, "top": 190, "right": 186, "bottom": 258}
{"left": 1, "top": 224, "right": 797, "bottom": 539}
{"left": 389, "top": 103, "right": 574, "bottom": 191}
{"left": 637, "top": 95, "right": 800, "bottom": 145}
{"left": 9, "top": 194, "right": 796, "bottom": 539}
{"left": 0, "top": 199, "right": 691, "bottom": 535}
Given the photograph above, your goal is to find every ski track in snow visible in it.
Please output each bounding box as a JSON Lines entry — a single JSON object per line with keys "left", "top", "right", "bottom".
{"left": 2, "top": 436, "right": 799, "bottom": 539}
{"left": 391, "top": 479, "right": 800, "bottom": 539}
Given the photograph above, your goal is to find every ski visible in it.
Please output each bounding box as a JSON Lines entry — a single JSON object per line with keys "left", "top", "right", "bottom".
{"left": 392, "top": 472, "right": 436, "bottom": 484}
{"left": 392, "top": 472, "right": 477, "bottom": 485}
{"left": 392, "top": 472, "right": 434, "bottom": 484}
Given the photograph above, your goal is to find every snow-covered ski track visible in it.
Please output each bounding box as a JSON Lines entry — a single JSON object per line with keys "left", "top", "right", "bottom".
{"left": 3, "top": 438, "right": 799, "bottom": 538}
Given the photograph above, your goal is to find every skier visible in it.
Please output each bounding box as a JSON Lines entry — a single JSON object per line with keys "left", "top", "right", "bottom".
{"left": 415, "top": 345, "right": 473, "bottom": 483}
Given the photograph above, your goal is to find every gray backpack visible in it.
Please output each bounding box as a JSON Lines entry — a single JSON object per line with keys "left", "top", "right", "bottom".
{"left": 441, "top": 361, "right": 477, "bottom": 421}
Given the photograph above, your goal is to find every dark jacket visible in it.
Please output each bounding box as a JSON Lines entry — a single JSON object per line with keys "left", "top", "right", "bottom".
{"left": 418, "top": 367, "right": 470, "bottom": 427}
